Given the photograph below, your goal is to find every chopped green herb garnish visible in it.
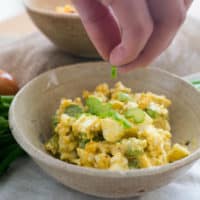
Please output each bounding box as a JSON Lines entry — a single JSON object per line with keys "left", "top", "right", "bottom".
{"left": 65, "top": 105, "right": 83, "bottom": 118}
{"left": 125, "top": 108, "right": 145, "bottom": 124}
{"left": 112, "top": 112, "right": 132, "bottom": 128}
{"left": 126, "top": 148, "right": 143, "bottom": 158}
{"left": 86, "top": 96, "right": 132, "bottom": 128}
{"left": 190, "top": 80, "right": 200, "bottom": 91}
{"left": 93, "top": 133, "right": 104, "bottom": 142}
{"left": 146, "top": 109, "right": 158, "bottom": 119}
{"left": 117, "top": 92, "right": 131, "bottom": 102}
{"left": 86, "top": 96, "right": 112, "bottom": 118}
{"left": 52, "top": 116, "right": 59, "bottom": 128}
{"left": 79, "top": 138, "right": 90, "bottom": 148}
{"left": 128, "top": 159, "right": 139, "bottom": 169}
{"left": 191, "top": 80, "right": 200, "bottom": 85}
{"left": 111, "top": 66, "right": 118, "bottom": 79}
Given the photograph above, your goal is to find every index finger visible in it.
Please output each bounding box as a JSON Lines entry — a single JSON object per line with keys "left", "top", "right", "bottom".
{"left": 108, "top": 0, "right": 154, "bottom": 66}
{"left": 72, "top": 0, "right": 121, "bottom": 60}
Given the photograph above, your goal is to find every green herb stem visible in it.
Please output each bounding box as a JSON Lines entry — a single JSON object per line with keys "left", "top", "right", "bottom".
{"left": 0, "top": 145, "right": 25, "bottom": 176}
{"left": 0, "top": 95, "right": 25, "bottom": 177}
{"left": 111, "top": 66, "right": 118, "bottom": 79}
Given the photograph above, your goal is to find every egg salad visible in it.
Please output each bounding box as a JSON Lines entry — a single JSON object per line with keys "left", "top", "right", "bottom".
{"left": 56, "top": 4, "right": 76, "bottom": 14}
{"left": 45, "top": 82, "right": 190, "bottom": 170}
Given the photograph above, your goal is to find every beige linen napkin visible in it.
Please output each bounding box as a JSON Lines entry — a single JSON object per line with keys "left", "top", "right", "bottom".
{"left": 0, "top": 17, "right": 199, "bottom": 88}
{"left": 0, "top": 33, "right": 88, "bottom": 87}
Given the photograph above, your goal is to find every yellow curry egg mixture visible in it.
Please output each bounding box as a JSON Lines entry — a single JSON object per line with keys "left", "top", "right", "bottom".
{"left": 45, "top": 82, "right": 190, "bottom": 170}
{"left": 56, "top": 4, "right": 76, "bottom": 14}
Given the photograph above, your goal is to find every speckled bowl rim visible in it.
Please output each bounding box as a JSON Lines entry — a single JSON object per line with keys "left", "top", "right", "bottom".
{"left": 184, "top": 72, "right": 200, "bottom": 82}
{"left": 23, "top": 0, "right": 80, "bottom": 19}
{"left": 9, "top": 62, "right": 200, "bottom": 178}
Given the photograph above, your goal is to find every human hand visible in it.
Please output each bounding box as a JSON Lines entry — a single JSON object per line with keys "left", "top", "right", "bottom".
{"left": 73, "top": 0, "right": 193, "bottom": 72}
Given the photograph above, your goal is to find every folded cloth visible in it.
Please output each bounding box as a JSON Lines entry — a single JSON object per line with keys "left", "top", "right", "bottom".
{"left": 0, "top": 33, "right": 88, "bottom": 87}
{"left": 152, "top": 17, "right": 200, "bottom": 76}
{"left": 0, "top": 17, "right": 200, "bottom": 88}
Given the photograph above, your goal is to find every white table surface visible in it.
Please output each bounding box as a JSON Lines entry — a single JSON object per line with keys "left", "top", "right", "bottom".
{"left": 188, "top": 0, "right": 200, "bottom": 20}
{"left": 0, "top": 0, "right": 24, "bottom": 21}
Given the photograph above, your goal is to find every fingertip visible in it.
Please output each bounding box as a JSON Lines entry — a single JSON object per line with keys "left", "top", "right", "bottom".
{"left": 73, "top": 0, "right": 121, "bottom": 62}
{"left": 109, "top": 45, "right": 124, "bottom": 66}
{"left": 97, "top": 49, "right": 110, "bottom": 61}
{"left": 109, "top": 44, "right": 138, "bottom": 66}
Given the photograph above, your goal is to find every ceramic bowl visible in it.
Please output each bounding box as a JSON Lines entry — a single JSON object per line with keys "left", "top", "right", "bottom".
{"left": 9, "top": 62, "right": 200, "bottom": 198}
{"left": 24, "top": 0, "right": 99, "bottom": 58}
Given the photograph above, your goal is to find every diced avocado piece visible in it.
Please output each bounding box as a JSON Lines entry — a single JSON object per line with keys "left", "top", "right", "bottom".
{"left": 125, "top": 108, "right": 145, "bottom": 123}
{"left": 146, "top": 109, "right": 159, "bottom": 119}
{"left": 86, "top": 97, "right": 132, "bottom": 128}
{"left": 122, "top": 138, "right": 145, "bottom": 159}
{"left": 112, "top": 112, "right": 132, "bottom": 128}
{"left": 65, "top": 105, "right": 83, "bottom": 118}
{"left": 86, "top": 96, "right": 112, "bottom": 117}
{"left": 117, "top": 92, "right": 131, "bottom": 102}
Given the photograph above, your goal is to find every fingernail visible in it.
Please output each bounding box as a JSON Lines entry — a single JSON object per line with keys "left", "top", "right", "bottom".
{"left": 110, "top": 45, "right": 127, "bottom": 66}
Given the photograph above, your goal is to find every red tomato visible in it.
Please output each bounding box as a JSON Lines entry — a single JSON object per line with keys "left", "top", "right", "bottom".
{"left": 0, "top": 69, "right": 19, "bottom": 95}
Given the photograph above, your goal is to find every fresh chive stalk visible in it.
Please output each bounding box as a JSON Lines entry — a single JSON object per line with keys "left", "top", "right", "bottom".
{"left": 0, "top": 145, "right": 25, "bottom": 176}
{"left": 0, "top": 95, "right": 25, "bottom": 176}
{"left": 191, "top": 80, "right": 200, "bottom": 85}
{"left": 189, "top": 79, "right": 200, "bottom": 91}
{"left": 111, "top": 66, "right": 118, "bottom": 79}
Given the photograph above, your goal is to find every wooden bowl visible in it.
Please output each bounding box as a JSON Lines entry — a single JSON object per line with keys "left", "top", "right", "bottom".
{"left": 9, "top": 62, "right": 200, "bottom": 198}
{"left": 24, "top": 0, "right": 99, "bottom": 58}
